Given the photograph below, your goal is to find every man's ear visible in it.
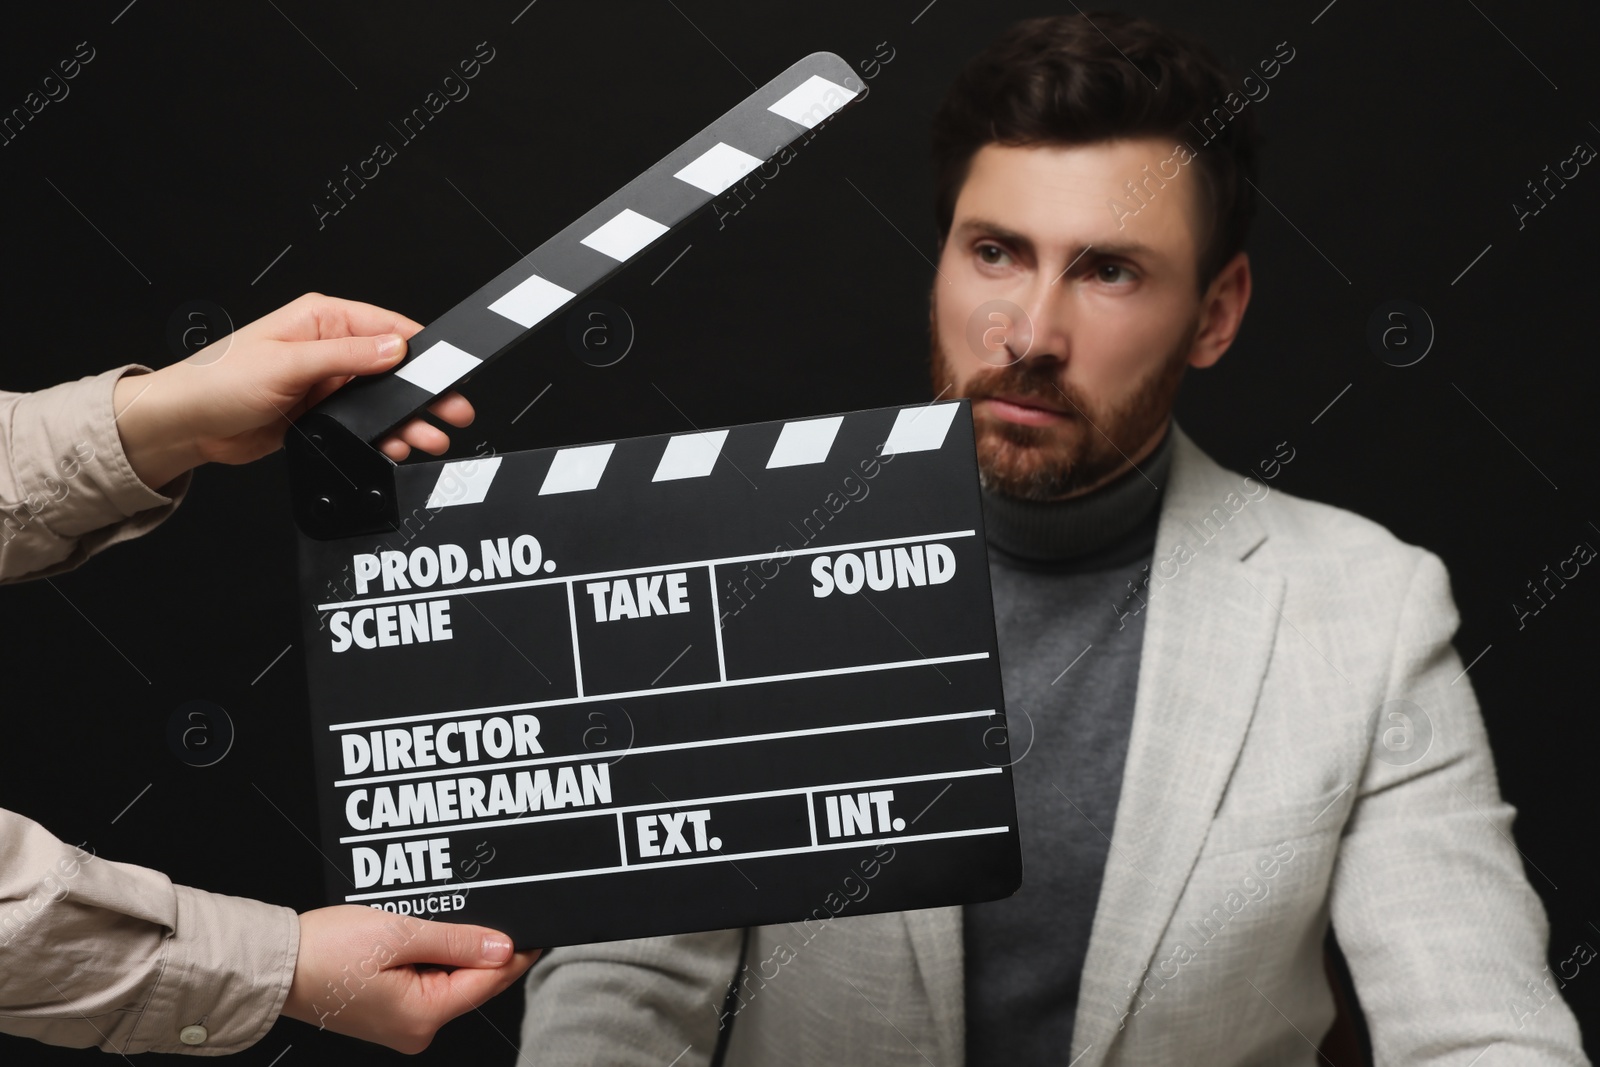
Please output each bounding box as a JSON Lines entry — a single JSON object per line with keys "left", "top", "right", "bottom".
{"left": 1187, "top": 250, "right": 1251, "bottom": 370}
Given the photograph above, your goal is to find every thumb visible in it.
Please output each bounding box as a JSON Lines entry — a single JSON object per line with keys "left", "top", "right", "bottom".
{"left": 391, "top": 920, "right": 516, "bottom": 969}
{"left": 291, "top": 332, "right": 407, "bottom": 383}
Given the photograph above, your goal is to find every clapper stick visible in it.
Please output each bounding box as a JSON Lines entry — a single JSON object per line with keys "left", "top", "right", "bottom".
{"left": 287, "top": 52, "right": 861, "bottom": 540}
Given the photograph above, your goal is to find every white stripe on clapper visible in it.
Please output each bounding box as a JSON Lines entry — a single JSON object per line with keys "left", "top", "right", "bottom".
{"left": 564, "top": 580, "right": 585, "bottom": 698}
{"left": 767, "top": 75, "right": 859, "bottom": 129}
{"left": 881, "top": 402, "right": 960, "bottom": 455}
{"left": 581, "top": 207, "right": 670, "bottom": 261}
{"left": 707, "top": 565, "right": 728, "bottom": 682}
{"left": 673, "top": 142, "right": 764, "bottom": 195}
{"left": 653, "top": 430, "right": 728, "bottom": 482}
{"left": 395, "top": 340, "right": 482, "bottom": 394}
{"left": 766, "top": 415, "right": 843, "bottom": 468}
{"left": 540, "top": 443, "right": 615, "bottom": 495}
{"left": 488, "top": 273, "right": 576, "bottom": 329}
{"left": 425, "top": 455, "right": 502, "bottom": 509}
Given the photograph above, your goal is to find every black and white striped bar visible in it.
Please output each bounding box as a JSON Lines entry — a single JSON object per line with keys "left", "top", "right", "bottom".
{"left": 412, "top": 402, "right": 960, "bottom": 508}
{"left": 313, "top": 54, "right": 861, "bottom": 445}
{"left": 296, "top": 400, "right": 1020, "bottom": 947}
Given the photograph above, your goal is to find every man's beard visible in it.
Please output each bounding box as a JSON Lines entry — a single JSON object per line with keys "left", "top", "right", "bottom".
{"left": 928, "top": 311, "right": 1195, "bottom": 502}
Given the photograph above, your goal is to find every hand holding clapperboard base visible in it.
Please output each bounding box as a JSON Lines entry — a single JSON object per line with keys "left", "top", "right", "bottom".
{"left": 288, "top": 52, "right": 1021, "bottom": 950}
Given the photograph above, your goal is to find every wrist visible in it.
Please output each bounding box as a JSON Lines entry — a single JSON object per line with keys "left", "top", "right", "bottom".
{"left": 112, "top": 368, "right": 204, "bottom": 491}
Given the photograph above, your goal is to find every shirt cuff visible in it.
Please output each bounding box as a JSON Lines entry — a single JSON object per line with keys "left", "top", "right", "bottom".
{"left": 0, "top": 365, "right": 194, "bottom": 583}
{"left": 8, "top": 364, "right": 190, "bottom": 538}
{"left": 131, "top": 885, "right": 300, "bottom": 1055}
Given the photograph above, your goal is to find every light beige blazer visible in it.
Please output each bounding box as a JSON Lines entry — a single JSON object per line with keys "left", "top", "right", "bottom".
{"left": 521, "top": 421, "right": 1588, "bottom": 1066}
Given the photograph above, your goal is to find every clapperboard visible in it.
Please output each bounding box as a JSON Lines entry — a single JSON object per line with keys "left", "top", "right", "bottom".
{"left": 288, "top": 52, "right": 1020, "bottom": 948}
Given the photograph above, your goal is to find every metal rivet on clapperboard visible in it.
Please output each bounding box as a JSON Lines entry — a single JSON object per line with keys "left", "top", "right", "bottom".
{"left": 313, "top": 496, "right": 334, "bottom": 515}
{"left": 365, "top": 488, "right": 385, "bottom": 513}
{"left": 178, "top": 1024, "right": 207, "bottom": 1046}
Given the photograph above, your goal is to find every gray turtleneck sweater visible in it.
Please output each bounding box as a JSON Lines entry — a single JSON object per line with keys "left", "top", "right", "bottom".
{"left": 963, "top": 427, "right": 1174, "bottom": 1065}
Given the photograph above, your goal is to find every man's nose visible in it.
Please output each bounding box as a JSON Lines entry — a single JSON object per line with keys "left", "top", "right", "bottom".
{"left": 1003, "top": 275, "right": 1068, "bottom": 367}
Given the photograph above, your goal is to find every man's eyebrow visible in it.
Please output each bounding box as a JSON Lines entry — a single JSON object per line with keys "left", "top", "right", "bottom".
{"left": 953, "top": 218, "right": 1035, "bottom": 253}
{"left": 951, "top": 219, "right": 1159, "bottom": 261}
{"left": 1089, "top": 240, "right": 1160, "bottom": 260}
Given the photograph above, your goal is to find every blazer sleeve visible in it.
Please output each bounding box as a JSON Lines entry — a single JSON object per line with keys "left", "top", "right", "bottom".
{"left": 0, "top": 805, "right": 299, "bottom": 1055}
{"left": 1327, "top": 549, "right": 1588, "bottom": 1063}
{"left": 521, "top": 930, "right": 746, "bottom": 1066}
{"left": 0, "top": 365, "right": 193, "bottom": 585}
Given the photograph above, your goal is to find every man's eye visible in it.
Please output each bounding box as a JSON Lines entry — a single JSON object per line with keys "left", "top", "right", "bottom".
{"left": 1097, "top": 263, "right": 1135, "bottom": 283}
{"left": 977, "top": 244, "right": 1009, "bottom": 266}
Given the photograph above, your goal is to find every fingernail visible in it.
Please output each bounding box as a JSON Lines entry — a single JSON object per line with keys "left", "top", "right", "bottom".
{"left": 376, "top": 334, "right": 405, "bottom": 360}
{"left": 483, "top": 935, "right": 513, "bottom": 963}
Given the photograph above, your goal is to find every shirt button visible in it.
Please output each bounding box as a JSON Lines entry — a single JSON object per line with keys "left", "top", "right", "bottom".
{"left": 178, "top": 1024, "right": 208, "bottom": 1046}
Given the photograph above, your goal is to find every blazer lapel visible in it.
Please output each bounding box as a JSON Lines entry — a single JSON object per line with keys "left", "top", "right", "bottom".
{"left": 1071, "top": 423, "right": 1283, "bottom": 1067}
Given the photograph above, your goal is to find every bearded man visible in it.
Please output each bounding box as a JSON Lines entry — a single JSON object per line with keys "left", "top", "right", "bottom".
{"left": 518, "top": 13, "right": 1587, "bottom": 1066}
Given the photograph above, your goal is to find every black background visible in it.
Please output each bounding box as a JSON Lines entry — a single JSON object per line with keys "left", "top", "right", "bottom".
{"left": 2, "top": 1, "right": 1598, "bottom": 1063}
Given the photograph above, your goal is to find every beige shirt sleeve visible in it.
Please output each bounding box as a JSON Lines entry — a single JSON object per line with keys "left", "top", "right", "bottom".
{"left": 0, "top": 808, "right": 299, "bottom": 1055}
{"left": 0, "top": 364, "right": 193, "bottom": 584}
{"left": 1, "top": 365, "right": 301, "bottom": 1054}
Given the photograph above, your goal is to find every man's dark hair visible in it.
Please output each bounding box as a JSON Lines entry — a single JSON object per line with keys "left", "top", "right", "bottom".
{"left": 931, "top": 12, "right": 1260, "bottom": 291}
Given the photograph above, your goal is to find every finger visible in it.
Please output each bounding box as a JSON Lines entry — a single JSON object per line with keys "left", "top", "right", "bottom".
{"left": 437, "top": 956, "right": 538, "bottom": 1012}
{"left": 380, "top": 437, "right": 411, "bottom": 462}
{"left": 290, "top": 333, "right": 407, "bottom": 384}
{"left": 312, "top": 296, "right": 427, "bottom": 341}
{"left": 426, "top": 391, "right": 475, "bottom": 429}
{"left": 296, "top": 373, "right": 356, "bottom": 415}
{"left": 396, "top": 417, "right": 450, "bottom": 456}
{"left": 392, "top": 921, "right": 515, "bottom": 969}
{"left": 257, "top": 293, "right": 423, "bottom": 343}
{"left": 267, "top": 292, "right": 427, "bottom": 343}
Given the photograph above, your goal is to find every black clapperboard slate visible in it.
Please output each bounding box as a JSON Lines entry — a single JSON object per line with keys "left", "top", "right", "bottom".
{"left": 287, "top": 52, "right": 1020, "bottom": 948}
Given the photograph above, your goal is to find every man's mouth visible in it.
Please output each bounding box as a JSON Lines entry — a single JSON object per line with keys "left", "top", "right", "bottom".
{"left": 978, "top": 394, "right": 1071, "bottom": 427}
